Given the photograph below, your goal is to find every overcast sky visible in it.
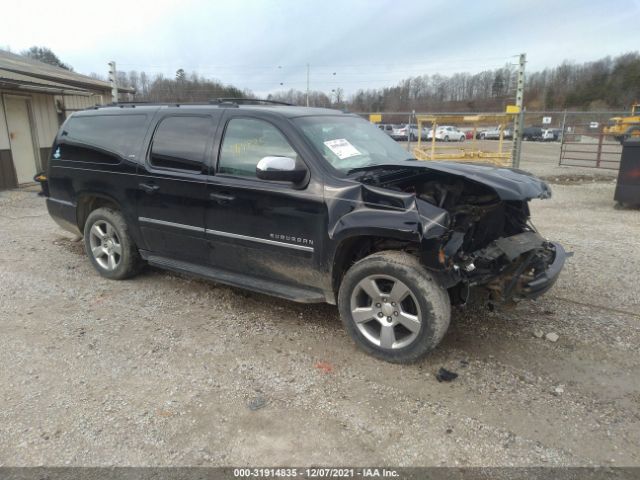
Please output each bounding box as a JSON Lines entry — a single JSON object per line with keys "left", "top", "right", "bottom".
{"left": 2, "top": 0, "right": 639, "bottom": 96}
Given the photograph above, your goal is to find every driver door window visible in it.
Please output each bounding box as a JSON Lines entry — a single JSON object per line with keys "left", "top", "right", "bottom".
{"left": 218, "top": 118, "right": 298, "bottom": 177}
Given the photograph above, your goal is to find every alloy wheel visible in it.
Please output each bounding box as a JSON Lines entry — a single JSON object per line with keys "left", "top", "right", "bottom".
{"left": 88, "top": 220, "right": 122, "bottom": 271}
{"left": 350, "top": 274, "right": 422, "bottom": 349}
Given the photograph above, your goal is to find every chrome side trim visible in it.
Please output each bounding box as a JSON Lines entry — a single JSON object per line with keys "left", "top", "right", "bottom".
{"left": 138, "top": 217, "right": 204, "bottom": 232}
{"left": 205, "top": 228, "right": 314, "bottom": 252}
{"left": 138, "top": 217, "right": 314, "bottom": 252}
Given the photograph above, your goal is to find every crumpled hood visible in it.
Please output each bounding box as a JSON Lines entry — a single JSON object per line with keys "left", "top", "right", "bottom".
{"left": 420, "top": 161, "right": 551, "bottom": 201}
{"left": 359, "top": 160, "right": 552, "bottom": 201}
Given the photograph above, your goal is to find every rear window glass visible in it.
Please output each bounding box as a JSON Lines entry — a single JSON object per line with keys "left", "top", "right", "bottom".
{"left": 58, "top": 114, "right": 148, "bottom": 163}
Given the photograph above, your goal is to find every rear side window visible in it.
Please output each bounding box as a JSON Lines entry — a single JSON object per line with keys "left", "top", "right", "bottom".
{"left": 150, "top": 116, "right": 213, "bottom": 172}
{"left": 58, "top": 114, "right": 147, "bottom": 164}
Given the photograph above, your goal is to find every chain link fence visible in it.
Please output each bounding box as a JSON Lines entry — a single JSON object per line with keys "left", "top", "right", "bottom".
{"left": 357, "top": 110, "right": 629, "bottom": 170}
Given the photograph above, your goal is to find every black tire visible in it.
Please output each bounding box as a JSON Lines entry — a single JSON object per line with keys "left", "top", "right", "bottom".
{"left": 444, "top": 135, "right": 449, "bottom": 142}
{"left": 459, "top": 135, "right": 465, "bottom": 142}
{"left": 479, "top": 133, "right": 485, "bottom": 140}
{"left": 338, "top": 251, "right": 451, "bottom": 363}
{"left": 83, "top": 207, "right": 142, "bottom": 280}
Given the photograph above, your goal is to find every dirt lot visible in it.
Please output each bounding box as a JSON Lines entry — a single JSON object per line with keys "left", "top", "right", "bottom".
{"left": 1, "top": 145, "right": 638, "bottom": 466}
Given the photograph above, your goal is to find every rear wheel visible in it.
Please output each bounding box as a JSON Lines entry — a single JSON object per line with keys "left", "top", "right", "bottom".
{"left": 444, "top": 135, "right": 449, "bottom": 142}
{"left": 84, "top": 207, "right": 142, "bottom": 280}
{"left": 338, "top": 251, "right": 451, "bottom": 363}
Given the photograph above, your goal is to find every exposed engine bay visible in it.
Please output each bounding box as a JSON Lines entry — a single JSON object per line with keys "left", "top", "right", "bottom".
{"left": 359, "top": 167, "right": 566, "bottom": 305}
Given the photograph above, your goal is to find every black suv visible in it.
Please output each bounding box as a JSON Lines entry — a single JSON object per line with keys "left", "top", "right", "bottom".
{"left": 522, "top": 126, "right": 544, "bottom": 141}
{"left": 42, "top": 101, "right": 566, "bottom": 363}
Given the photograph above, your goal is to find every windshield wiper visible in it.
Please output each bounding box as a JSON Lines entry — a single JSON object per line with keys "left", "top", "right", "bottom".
{"left": 347, "top": 165, "right": 420, "bottom": 185}
{"left": 346, "top": 160, "right": 417, "bottom": 176}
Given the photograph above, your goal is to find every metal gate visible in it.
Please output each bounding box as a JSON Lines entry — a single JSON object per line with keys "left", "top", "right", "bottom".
{"left": 559, "top": 127, "right": 622, "bottom": 170}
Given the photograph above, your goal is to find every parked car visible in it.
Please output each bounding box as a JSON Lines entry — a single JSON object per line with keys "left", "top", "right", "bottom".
{"left": 477, "top": 126, "right": 513, "bottom": 140}
{"left": 522, "top": 126, "right": 544, "bottom": 141}
{"left": 542, "top": 128, "right": 562, "bottom": 141}
{"left": 377, "top": 123, "right": 395, "bottom": 136}
{"left": 426, "top": 126, "right": 466, "bottom": 142}
{"left": 41, "top": 101, "right": 566, "bottom": 363}
{"left": 391, "top": 124, "right": 419, "bottom": 141}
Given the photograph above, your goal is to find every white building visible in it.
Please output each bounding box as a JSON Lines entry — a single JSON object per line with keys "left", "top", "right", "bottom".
{"left": 0, "top": 49, "right": 133, "bottom": 189}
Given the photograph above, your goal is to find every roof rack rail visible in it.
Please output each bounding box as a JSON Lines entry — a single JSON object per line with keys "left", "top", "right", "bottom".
{"left": 89, "top": 99, "right": 295, "bottom": 109}
{"left": 212, "top": 98, "right": 295, "bottom": 106}
{"left": 91, "top": 101, "right": 183, "bottom": 109}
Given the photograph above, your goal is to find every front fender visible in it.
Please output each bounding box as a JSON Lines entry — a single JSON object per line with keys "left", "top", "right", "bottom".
{"left": 326, "top": 182, "right": 450, "bottom": 245}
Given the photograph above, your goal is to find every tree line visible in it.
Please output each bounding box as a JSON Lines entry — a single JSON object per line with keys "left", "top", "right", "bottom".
{"left": 343, "top": 52, "right": 639, "bottom": 112}
{"left": 111, "top": 70, "right": 250, "bottom": 103}
{"left": 22, "top": 47, "right": 640, "bottom": 111}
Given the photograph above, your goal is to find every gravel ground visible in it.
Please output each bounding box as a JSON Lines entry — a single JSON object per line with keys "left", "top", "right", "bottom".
{"left": 0, "top": 162, "right": 638, "bottom": 466}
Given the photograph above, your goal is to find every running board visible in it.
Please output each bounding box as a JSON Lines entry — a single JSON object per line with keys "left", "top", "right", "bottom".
{"left": 140, "top": 252, "right": 327, "bottom": 304}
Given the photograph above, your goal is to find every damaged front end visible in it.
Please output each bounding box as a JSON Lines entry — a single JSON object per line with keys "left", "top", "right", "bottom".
{"left": 458, "top": 232, "right": 566, "bottom": 304}
{"left": 355, "top": 162, "right": 567, "bottom": 306}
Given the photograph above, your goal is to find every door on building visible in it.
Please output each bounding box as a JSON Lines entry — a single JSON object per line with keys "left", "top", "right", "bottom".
{"left": 3, "top": 95, "right": 38, "bottom": 184}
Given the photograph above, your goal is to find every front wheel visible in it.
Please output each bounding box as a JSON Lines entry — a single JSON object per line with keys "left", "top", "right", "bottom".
{"left": 84, "top": 207, "right": 142, "bottom": 280}
{"left": 338, "top": 251, "right": 451, "bottom": 363}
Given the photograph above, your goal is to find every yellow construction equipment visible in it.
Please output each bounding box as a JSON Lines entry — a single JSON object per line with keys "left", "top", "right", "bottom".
{"left": 603, "top": 104, "right": 640, "bottom": 144}
{"left": 414, "top": 113, "right": 515, "bottom": 167}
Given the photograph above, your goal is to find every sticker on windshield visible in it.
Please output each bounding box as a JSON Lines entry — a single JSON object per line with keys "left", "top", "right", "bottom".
{"left": 323, "top": 139, "right": 361, "bottom": 160}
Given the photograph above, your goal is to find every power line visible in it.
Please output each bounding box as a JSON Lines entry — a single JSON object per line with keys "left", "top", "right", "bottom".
{"left": 116, "top": 55, "right": 512, "bottom": 71}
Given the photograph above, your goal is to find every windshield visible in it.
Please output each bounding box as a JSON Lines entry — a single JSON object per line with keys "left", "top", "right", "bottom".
{"left": 294, "top": 115, "right": 413, "bottom": 172}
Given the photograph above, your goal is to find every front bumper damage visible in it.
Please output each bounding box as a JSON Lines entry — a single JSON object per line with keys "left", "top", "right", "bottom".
{"left": 519, "top": 242, "right": 566, "bottom": 298}
{"left": 464, "top": 232, "right": 567, "bottom": 304}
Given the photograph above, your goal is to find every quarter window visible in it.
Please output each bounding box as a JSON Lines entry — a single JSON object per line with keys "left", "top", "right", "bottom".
{"left": 218, "top": 118, "right": 298, "bottom": 177}
{"left": 58, "top": 114, "right": 147, "bottom": 164}
{"left": 150, "top": 116, "right": 213, "bottom": 172}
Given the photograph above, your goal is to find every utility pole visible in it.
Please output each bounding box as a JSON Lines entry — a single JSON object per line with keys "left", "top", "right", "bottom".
{"left": 560, "top": 109, "right": 567, "bottom": 144}
{"left": 407, "top": 110, "right": 415, "bottom": 153}
{"left": 511, "top": 53, "right": 526, "bottom": 168}
{"left": 108, "top": 61, "right": 118, "bottom": 104}
{"left": 306, "top": 63, "right": 310, "bottom": 107}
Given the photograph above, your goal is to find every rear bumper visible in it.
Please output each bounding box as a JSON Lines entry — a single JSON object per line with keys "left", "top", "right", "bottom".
{"left": 518, "top": 242, "right": 566, "bottom": 299}
{"left": 46, "top": 197, "right": 81, "bottom": 236}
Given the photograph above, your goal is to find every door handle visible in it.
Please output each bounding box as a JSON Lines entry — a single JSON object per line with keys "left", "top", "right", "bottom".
{"left": 139, "top": 182, "right": 159, "bottom": 194}
{"left": 209, "top": 192, "right": 235, "bottom": 205}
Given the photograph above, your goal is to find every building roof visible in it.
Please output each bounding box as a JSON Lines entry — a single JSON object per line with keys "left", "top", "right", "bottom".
{"left": 0, "top": 49, "right": 134, "bottom": 94}
{"left": 0, "top": 68, "right": 93, "bottom": 94}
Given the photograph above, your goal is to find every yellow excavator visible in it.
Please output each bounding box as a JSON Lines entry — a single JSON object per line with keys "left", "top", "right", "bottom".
{"left": 604, "top": 103, "right": 640, "bottom": 143}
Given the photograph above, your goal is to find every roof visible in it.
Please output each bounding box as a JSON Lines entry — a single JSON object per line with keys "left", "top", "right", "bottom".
{"left": 0, "top": 49, "right": 134, "bottom": 94}
{"left": 79, "top": 103, "right": 347, "bottom": 118}
{"left": 0, "top": 68, "right": 92, "bottom": 94}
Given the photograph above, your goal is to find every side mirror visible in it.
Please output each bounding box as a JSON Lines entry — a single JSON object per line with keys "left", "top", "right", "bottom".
{"left": 256, "top": 156, "right": 308, "bottom": 185}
